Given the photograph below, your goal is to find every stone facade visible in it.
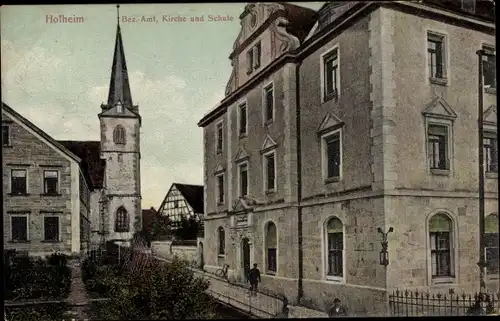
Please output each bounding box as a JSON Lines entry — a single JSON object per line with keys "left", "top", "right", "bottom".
{"left": 199, "top": 2, "right": 497, "bottom": 316}
{"left": 2, "top": 107, "right": 88, "bottom": 257}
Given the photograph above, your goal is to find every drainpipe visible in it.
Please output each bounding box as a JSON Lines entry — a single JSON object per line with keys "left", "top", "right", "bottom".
{"left": 295, "top": 58, "right": 304, "bottom": 303}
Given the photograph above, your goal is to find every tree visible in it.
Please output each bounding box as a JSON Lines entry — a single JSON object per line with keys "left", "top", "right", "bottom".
{"left": 91, "top": 257, "right": 216, "bottom": 319}
{"left": 151, "top": 214, "right": 172, "bottom": 240}
{"left": 174, "top": 216, "right": 199, "bottom": 240}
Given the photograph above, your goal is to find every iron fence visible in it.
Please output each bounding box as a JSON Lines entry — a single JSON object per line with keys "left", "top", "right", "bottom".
{"left": 389, "top": 289, "right": 500, "bottom": 316}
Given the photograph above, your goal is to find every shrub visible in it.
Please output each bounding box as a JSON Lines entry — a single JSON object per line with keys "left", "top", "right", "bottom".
{"left": 89, "top": 256, "right": 216, "bottom": 319}
{"left": 6, "top": 303, "right": 68, "bottom": 321}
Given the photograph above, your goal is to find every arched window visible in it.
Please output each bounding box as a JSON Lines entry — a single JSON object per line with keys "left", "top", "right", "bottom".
{"left": 113, "top": 125, "right": 126, "bottom": 145}
{"left": 325, "top": 217, "right": 343, "bottom": 277}
{"left": 115, "top": 206, "right": 129, "bottom": 232}
{"left": 218, "top": 227, "right": 225, "bottom": 255}
{"left": 429, "top": 213, "right": 453, "bottom": 278}
{"left": 265, "top": 222, "right": 277, "bottom": 274}
{"left": 485, "top": 213, "right": 499, "bottom": 274}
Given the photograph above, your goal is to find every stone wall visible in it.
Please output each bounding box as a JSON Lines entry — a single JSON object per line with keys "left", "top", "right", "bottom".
{"left": 151, "top": 241, "right": 200, "bottom": 266}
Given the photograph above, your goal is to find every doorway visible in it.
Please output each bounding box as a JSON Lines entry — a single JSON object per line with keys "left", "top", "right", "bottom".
{"left": 241, "top": 237, "right": 250, "bottom": 282}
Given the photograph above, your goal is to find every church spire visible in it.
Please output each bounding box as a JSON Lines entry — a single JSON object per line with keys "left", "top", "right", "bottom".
{"left": 107, "top": 4, "right": 133, "bottom": 107}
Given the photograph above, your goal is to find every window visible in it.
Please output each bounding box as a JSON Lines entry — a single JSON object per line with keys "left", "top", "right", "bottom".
{"left": 174, "top": 200, "right": 179, "bottom": 208}
{"left": 117, "top": 153, "right": 123, "bottom": 162}
{"left": 323, "top": 48, "right": 339, "bottom": 101}
{"left": 10, "top": 169, "right": 27, "bottom": 195}
{"left": 263, "top": 151, "right": 276, "bottom": 191}
{"left": 216, "top": 173, "right": 224, "bottom": 204}
{"left": 113, "top": 125, "right": 126, "bottom": 145}
{"left": 117, "top": 103, "right": 123, "bottom": 113}
{"left": 326, "top": 217, "right": 343, "bottom": 278}
{"left": 11, "top": 215, "right": 28, "bottom": 242}
{"left": 43, "top": 170, "right": 59, "bottom": 195}
{"left": 247, "top": 49, "right": 253, "bottom": 74}
{"left": 428, "top": 124, "right": 449, "bottom": 170}
{"left": 429, "top": 213, "right": 453, "bottom": 278}
{"left": 238, "top": 162, "right": 249, "bottom": 197}
{"left": 2, "top": 125, "right": 10, "bottom": 146}
{"left": 216, "top": 122, "right": 223, "bottom": 153}
{"left": 483, "top": 45, "right": 496, "bottom": 90}
{"left": 485, "top": 214, "right": 499, "bottom": 275}
{"left": 253, "top": 42, "right": 261, "bottom": 69}
{"left": 265, "top": 222, "right": 277, "bottom": 273}
{"left": 322, "top": 130, "right": 342, "bottom": 180}
{"left": 43, "top": 216, "right": 59, "bottom": 241}
{"left": 427, "top": 33, "right": 446, "bottom": 80}
{"left": 218, "top": 226, "right": 225, "bottom": 255}
{"left": 264, "top": 84, "right": 274, "bottom": 123}
{"left": 484, "top": 132, "right": 498, "bottom": 173}
{"left": 115, "top": 206, "right": 129, "bottom": 232}
{"left": 238, "top": 103, "right": 247, "bottom": 136}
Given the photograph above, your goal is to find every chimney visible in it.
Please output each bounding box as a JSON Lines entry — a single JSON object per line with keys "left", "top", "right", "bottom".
{"left": 461, "top": 0, "right": 476, "bottom": 14}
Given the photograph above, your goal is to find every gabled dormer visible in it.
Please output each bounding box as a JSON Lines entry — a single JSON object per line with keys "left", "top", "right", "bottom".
{"left": 225, "top": 3, "right": 316, "bottom": 96}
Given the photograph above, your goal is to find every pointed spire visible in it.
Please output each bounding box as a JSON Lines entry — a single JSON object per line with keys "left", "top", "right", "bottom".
{"left": 107, "top": 4, "right": 133, "bottom": 107}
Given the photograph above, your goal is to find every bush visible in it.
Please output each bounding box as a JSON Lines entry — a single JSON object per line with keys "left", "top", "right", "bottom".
{"left": 4, "top": 251, "right": 71, "bottom": 300}
{"left": 88, "top": 256, "right": 216, "bottom": 319}
{"left": 6, "top": 303, "right": 68, "bottom": 321}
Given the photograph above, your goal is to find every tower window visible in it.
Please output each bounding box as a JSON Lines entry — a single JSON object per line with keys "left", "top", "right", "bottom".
{"left": 113, "top": 125, "right": 126, "bottom": 145}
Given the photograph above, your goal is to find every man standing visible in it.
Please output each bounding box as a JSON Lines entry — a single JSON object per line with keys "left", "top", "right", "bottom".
{"left": 248, "top": 263, "right": 261, "bottom": 296}
{"left": 328, "top": 298, "right": 348, "bottom": 317}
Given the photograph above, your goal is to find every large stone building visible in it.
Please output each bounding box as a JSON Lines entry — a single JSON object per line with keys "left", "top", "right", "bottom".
{"left": 197, "top": 1, "right": 497, "bottom": 315}
{"left": 2, "top": 103, "right": 92, "bottom": 257}
{"left": 2, "top": 13, "right": 142, "bottom": 255}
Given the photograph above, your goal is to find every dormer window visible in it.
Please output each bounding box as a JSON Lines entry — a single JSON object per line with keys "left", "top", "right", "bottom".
{"left": 247, "top": 42, "right": 261, "bottom": 74}
{"left": 117, "top": 102, "right": 123, "bottom": 113}
{"left": 461, "top": 0, "right": 476, "bottom": 13}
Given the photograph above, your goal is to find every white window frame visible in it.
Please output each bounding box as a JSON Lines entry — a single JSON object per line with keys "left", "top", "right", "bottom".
{"left": 215, "top": 172, "right": 225, "bottom": 205}
{"left": 322, "top": 216, "right": 345, "bottom": 283}
{"left": 426, "top": 211, "right": 458, "bottom": 285}
{"left": 262, "top": 149, "right": 277, "bottom": 192}
{"left": 42, "top": 214, "right": 61, "bottom": 242}
{"left": 320, "top": 44, "right": 340, "bottom": 103}
{"left": 237, "top": 101, "right": 248, "bottom": 137}
{"left": 481, "top": 42, "right": 496, "bottom": 94}
{"left": 237, "top": 161, "right": 250, "bottom": 197}
{"left": 426, "top": 29, "right": 449, "bottom": 85}
{"left": 263, "top": 220, "right": 279, "bottom": 275}
{"left": 10, "top": 213, "right": 29, "bottom": 242}
{"left": 10, "top": 168, "right": 28, "bottom": 195}
{"left": 117, "top": 102, "right": 123, "bottom": 113}
{"left": 253, "top": 41, "right": 261, "bottom": 69}
{"left": 262, "top": 81, "right": 275, "bottom": 125}
{"left": 321, "top": 128, "right": 343, "bottom": 183}
{"left": 424, "top": 118, "right": 454, "bottom": 176}
{"left": 215, "top": 120, "right": 224, "bottom": 154}
{"left": 43, "top": 169, "right": 60, "bottom": 195}
{"left": 2, "top": 124, "right": 11, "bottom": 146}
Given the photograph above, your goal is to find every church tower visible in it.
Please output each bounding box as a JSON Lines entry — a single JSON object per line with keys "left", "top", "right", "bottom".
{"left": 98, "top": 4, "right": 142, "bottom": 242}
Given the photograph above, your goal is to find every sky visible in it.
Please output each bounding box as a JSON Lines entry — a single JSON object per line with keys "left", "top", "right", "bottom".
{"left": 1, "top": 3, "right": 323, "bottom": 209}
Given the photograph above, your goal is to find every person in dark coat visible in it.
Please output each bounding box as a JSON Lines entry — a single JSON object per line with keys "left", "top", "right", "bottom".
{"left": 248, "top": 263, "right": 261, "bottom": 296}
{"left": 328, "top": 298, "right": 348, "bottom": 317}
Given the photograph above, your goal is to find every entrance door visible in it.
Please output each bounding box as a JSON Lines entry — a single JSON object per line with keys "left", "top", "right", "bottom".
{"left": 241, "top": 238, "right": 250, "bottom": 281}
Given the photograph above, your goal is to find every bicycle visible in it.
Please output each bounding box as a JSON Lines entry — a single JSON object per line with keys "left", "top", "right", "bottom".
{"left": 215, "top": 264, "right": 229, "bottom": 279}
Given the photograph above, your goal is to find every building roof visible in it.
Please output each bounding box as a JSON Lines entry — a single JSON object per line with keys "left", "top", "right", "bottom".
{"left": 173, "top": 183, "right": 204, "bottom": 214}
{"left": 142, "top": 207, "right": 157, "bottom": 231}
{"left": 2, "top": 102, "right": 81, "bottom": 163}
{"left": 107, "top": 23, "right": 133, "bottom": 108}
{"left": 57, "top": 140, "right": 106, "bottom": 189}
{"left": 279, "top": 2, "right": 318, "bottom": 42}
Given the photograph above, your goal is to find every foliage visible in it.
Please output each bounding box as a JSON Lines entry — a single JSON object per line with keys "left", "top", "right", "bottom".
{"left": 6, "top": 304, "right": 68, "bottom": 321}
{"left": 86, "top": 256, "right": 216, "bottom": 319}
{"left": 174, "top": 216, "right": 200, "bottom": 240}
{"left": 151, "top": 214, "right": 172, "bottom": 240}
{"left": 4, "top": 251, "right": 71, "bottom": 301}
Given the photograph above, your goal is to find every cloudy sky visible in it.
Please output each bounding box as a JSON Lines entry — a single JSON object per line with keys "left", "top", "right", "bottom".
{"left": 1, "top": 3, "right": 323, "bottom": 209}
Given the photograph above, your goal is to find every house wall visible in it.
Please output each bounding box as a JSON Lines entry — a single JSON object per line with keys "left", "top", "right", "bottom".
{"left": 2, "top": 112, "right": 77, "bottom": 256}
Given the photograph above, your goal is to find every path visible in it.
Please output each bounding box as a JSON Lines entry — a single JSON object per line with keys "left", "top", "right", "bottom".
{"left": 65, "top": 263, "right": 92, "bottom": 320}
